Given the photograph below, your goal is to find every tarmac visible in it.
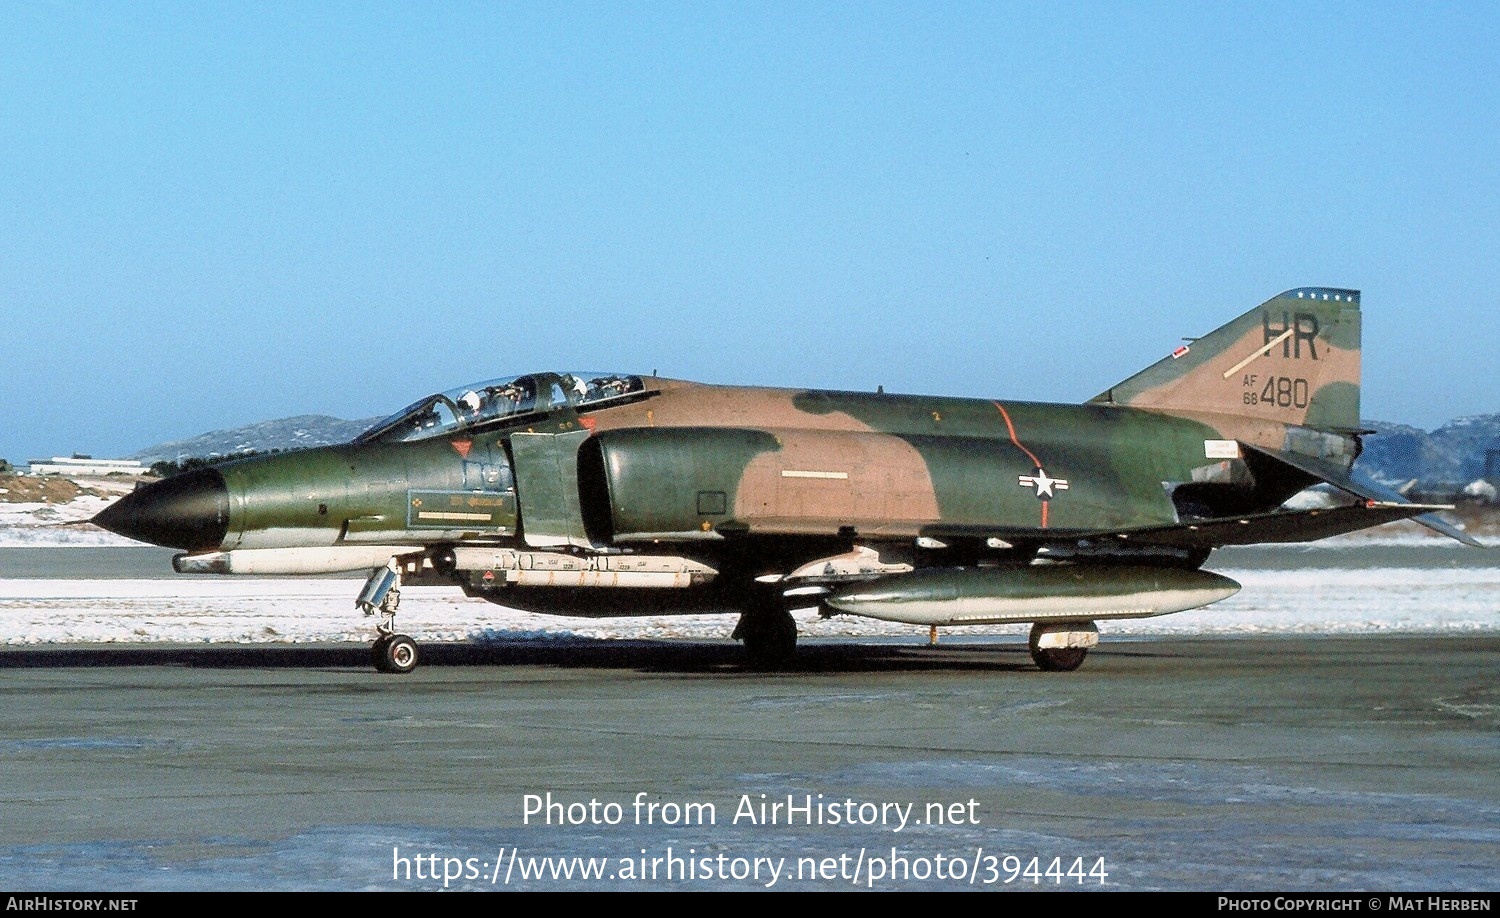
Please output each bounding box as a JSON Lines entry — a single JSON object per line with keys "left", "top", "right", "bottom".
{"left": 1, "top": 634, "right": 1496, "bottom": 890}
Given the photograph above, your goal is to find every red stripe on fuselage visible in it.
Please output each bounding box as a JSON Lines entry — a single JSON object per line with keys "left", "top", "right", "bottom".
{"left": 994, "top": 402, "right": 1042, "bottom": 468}
{"left": 995, "top": 402, "right": 1049, "bottom": 529}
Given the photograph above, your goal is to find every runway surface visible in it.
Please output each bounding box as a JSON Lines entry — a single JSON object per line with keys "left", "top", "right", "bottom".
{"left": 1, "top": 634, "right": 1495, "bottom": 891}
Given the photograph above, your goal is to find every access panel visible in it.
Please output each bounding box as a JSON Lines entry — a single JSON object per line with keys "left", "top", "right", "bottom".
{"left": 511, "top": 430, "right": 592, "bottom": 548}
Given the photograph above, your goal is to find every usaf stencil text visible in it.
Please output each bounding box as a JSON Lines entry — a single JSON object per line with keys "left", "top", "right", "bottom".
{"left": 522, "top": 792, "right": 980, "bottom": 833}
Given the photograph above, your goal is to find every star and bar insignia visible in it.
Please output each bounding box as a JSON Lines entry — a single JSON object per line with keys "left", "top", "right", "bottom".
{"left": 1018, "top": 467, "right": 1069, "bottom": 500}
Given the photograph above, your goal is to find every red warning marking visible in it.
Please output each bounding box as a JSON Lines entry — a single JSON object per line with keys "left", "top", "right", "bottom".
{"left": 579, "top": 416, "right": 597, "bottom": 431}
{"left": 1172, "top": 345, "right": 1190, "bottom": 359}
{"left": 452, "top": 439, "right": 473, "bottom": 459}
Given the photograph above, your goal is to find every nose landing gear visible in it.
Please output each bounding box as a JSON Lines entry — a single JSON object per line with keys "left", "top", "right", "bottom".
{"left": 372, "top": 631, "right": 419, "bottom": 674}
{"left": 359, "top": 559, "right": 419, "bottom": 674}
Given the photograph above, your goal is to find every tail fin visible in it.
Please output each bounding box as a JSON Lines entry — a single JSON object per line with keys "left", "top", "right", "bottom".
{"left": 1090, "top": 287, "right": 1362, "bottom": 432}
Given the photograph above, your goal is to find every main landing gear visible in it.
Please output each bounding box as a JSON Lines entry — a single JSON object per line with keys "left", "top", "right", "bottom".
{"left": 359, "top": 559, "right": 419, "bottom": 674}
{"left": 1028, "top": 620, "right": 1098, "bottom": 672}
{"left": 733, "top": 592, "right": 798, "bottom": 671}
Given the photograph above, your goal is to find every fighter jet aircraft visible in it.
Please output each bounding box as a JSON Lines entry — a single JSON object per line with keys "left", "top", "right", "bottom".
{"left": 95, "top": 287, "right": 1478, "bottom": 673}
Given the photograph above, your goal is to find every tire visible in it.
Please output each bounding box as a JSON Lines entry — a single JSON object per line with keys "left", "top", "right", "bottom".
{"left": 374, "top": 633, "right": 419, "bottom": 674}
{"left": 371, "top": 635, "right": 394, "bottom": 673}
{"left": 1028, "top": 621, "right": 1091, "bottom": 672}
{"left": 1030, "top": 646, "right": 1087, "bottom": 672}
{"left": 739, "top": 606, "right": 797, "bottom": 671}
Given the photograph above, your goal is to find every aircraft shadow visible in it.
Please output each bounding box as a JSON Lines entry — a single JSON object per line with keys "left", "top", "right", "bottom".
{"left": 0, "top": 637, "right": 1146, "bottom": 675}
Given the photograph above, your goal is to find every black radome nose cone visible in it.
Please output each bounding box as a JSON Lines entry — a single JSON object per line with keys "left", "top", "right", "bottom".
{"left": 93, "top": 468, "right": 230, "bottom": 551}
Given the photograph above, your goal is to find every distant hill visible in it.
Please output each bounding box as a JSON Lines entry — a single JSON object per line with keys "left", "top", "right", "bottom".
{"left": 129, "top": 410, "right": 1500, "bottom": 488}
{"left": 1356, "top": 414, "right": 1500, "bottom": 487}
{"left": 131, "top": 415, "right": 382, "bottom": 464}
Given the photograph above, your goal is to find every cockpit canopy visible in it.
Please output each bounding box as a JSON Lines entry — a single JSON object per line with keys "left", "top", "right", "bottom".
{"left": 356, "top": 372, "right": 645, "bottom": 444}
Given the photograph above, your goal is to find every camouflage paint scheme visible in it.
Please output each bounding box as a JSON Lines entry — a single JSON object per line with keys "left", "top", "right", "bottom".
{"left": 95, "top": 288, "right": 1474, "bottom": 668}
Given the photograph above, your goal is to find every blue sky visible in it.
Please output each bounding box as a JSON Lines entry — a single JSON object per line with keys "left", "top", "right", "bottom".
{"left": 2, "top": 2, "right": 1496, "bottom": 461}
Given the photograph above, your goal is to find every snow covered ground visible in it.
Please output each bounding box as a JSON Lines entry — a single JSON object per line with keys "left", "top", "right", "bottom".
{"left": 0, "top": 563, "right": 1493, "bottom": 646}
{"left": 1, "top": 493, "right": 1494, "bottom": 645}
{"left": 0, "top": 487, "right": 140, "bottom": 547}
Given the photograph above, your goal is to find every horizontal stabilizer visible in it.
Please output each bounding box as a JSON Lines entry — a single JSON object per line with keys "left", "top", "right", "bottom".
{"left": 1243, "top": 443, "right": 1485, "bottom": 547}
{"left": 1108, "top": 500, "right": 1455, "bottom": 549}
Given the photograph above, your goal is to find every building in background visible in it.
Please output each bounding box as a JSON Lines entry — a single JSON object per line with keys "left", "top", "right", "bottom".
{"left": 26, "top": 457, "right": 146, "bottom": 477}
